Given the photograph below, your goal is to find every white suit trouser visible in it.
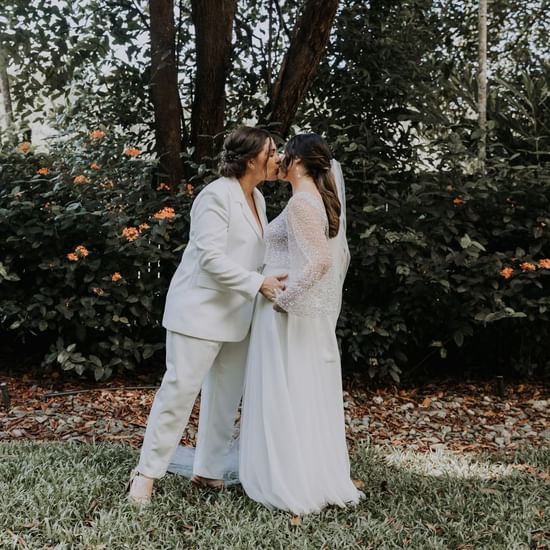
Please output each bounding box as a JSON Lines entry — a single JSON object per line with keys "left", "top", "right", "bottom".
{"left": 137, "top": 330, "right": 247, "bottom": 479}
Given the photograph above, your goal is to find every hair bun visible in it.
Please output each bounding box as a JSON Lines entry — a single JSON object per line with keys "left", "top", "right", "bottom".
{"left": 221, "top": 150, "right": 239, "bottom": 163}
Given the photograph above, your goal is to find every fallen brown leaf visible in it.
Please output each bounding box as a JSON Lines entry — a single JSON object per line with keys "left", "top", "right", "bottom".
{"left": 290, "top": 516, "right": 301, "bottom": 527}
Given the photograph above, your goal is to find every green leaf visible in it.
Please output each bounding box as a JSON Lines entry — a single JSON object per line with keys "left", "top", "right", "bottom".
{"left": 459, "top": 234, "right": 472, "bottom": 248}
{"left": 453, "top": 330, "right": 464, "bottom": 347}
{"left": 89, "top": 355, "right": 102, "bottom": 368}
{"left": 360, "top": 225, "right": 377, "bottom": 239}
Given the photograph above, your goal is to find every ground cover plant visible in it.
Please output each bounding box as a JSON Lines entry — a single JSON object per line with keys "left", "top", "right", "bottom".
{"left": 0, "top": 441, "right": 548, "bottom": 549}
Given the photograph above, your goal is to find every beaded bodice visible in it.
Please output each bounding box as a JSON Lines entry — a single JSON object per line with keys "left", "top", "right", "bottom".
{"left": 266, "top": 192, "right": 339, "bottom": 317}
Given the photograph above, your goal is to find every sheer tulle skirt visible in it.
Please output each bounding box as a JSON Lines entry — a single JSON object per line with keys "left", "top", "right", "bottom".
{"left": 239, "top": 293, "right": 362, "bottom": 515}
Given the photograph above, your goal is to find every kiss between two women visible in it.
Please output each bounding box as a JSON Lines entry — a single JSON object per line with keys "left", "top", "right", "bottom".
{"left": 128, "top": 126, "right": 363, "bottom": 515}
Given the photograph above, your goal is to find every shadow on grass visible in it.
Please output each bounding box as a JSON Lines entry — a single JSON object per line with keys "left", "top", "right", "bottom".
{"left": 0, "top": 441, "right": 548, "bottom": 549}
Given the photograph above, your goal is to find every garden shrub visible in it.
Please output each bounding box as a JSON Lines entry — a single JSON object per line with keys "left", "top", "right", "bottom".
{"left": 338, "top": 155, "right": 550, "bottom": 381}
{"left": 2, "top": 129, "right": 550, "bottom": 381}
{"left": 0, "top": 129, "right": 193, "bottom": 379}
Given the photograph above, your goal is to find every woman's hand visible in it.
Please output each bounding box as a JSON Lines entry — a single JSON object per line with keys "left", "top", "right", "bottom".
{"left": 260, "top": 274, "right": 287, "bottom": 302}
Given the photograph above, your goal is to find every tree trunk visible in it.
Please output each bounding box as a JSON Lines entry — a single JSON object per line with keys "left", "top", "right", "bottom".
{"left": 0, "top": 48, "right": 13, "bottom": 129}
{"left": 149, "top": 0, "right": 183, "bottom": 188}
{"left": 478, "top": 0, "right": 488, "bottom": 168}
{"left": 264, "top": 0, "right": 339, "bottom": 137}
{"left": 191, "top": 0, "right": 237, "bottom": 164}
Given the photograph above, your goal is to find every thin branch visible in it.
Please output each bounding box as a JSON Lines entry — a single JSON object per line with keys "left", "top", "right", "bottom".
{"left": 130, "top": 0, "right": 150, "bottom": 30}
{"left": 234, "top": 15, "right": 257, "bottom": 51}
{"left": 273, "top": 0, "right": 292, "bottom": 41}
{"left": 42, "top": 386, "right": 159, "bottom": 400}
{"left": 267, "top": 0, "right": 273, "bottom": 93}
{"left": 498, "top": 0, "right": 550, "bottom": 58}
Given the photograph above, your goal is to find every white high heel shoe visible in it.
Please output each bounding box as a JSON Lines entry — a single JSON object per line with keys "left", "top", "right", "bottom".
{"left": 127, "top": 468, "right": 154, "bottom": 507}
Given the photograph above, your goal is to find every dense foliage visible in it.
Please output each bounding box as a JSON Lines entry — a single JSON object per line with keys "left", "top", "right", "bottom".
{"left": 0, "top": 131, "right": 193, "bottom": 378}
{"left": 296, "top": 1, "right": 550, "bottom": 381}
{"left": 1, "top": 0, "right": 549, "bottom": 380}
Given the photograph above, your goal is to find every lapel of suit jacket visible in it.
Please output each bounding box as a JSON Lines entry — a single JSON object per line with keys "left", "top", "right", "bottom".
{"left": 253, "top": 188, "right": 268, "bottom": 236}
{"left": 229, "top": 178, "right": 264, "bottom": 240}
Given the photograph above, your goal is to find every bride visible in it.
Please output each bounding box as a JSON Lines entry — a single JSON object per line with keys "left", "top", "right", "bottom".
{"left": 239, "top": 133, "right": 363, "bottom": 514}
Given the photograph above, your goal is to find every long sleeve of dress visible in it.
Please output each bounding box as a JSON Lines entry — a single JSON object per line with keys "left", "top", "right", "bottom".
{"left": 275, "top": 194, "right": 332, "bottom": 314}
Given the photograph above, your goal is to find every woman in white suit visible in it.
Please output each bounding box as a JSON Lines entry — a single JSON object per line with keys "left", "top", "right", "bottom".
{"left": 128, "top": 127, "right": 285, "bottom": 505}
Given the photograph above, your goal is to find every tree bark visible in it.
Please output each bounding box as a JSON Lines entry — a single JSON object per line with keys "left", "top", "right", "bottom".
{"left": 0, "top": 48, "right": 13, "bottom": 129}
{"left": 191, "top": 0, "right": 237, "bottom": 164}
{"left": 149, "top": 0, "right": 183, "bottom": 187}
{"left": 264, "top": 0, "right": 339, "bottom": 137}
{"left": 478, "top": 0, "right": 488, "bottom": 168}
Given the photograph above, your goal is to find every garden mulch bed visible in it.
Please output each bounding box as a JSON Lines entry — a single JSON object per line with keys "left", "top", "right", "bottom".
{"left": 0, "top": 370, "right": 548, "bottom": 457}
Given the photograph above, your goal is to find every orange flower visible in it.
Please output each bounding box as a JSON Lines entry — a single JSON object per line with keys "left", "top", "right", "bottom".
{"left": 42, "top": 202, "right": 51, "bottom": 210}
{"left": 520, "top": 262, "right": 537, "bottom": 272}
{"left": 92, "top": 287, "right": 105, "bottom": 296}
{"left": 66, "top": 245, "right": 89, "bottom": 261}
{"left": 124, "top": 147, "right": 141, "bottom": 158}
{"left": 89, "top": 130, "right": 106, "bottom": 141}
{"left": 75, "top": 245, "right": 89, "bottom": 258}
{"left": 17, "top": 142, "right": 31, "bottom": 154}
{"left": 538, "top": 259, "right": 550, "bottom": 269}
{"left": 74, "top": 175, "right": 89, "bottom": 185}
{"left": 156, "top": 183, "right": 171, "bottom": 192}
{"left": 139, "top": 223, "right": 150, "bottom": 232}
{"left": 90, "top": 162, "right": 101, "bottom": 170}
{"left": 111, "top": 272, "right": 122, "bottom": 282}
{"left": 122, "top": 227, "right": 140, "bottom": 242}
{"left": 100, "top": 180, "right": 114, "bottom": 189}
{"left": 446, "top": 184, "right": 453, "bottom": 193}
{"left": 187, "top": 183, "right": 194, "bottom": 197}
{"left": 37, "top": 167, "right": 50, "bottom": 176}
{"left": 500, "top": 267, "right": 514, "bottom": 279}
{"left": 453, "top": 197, "right": 465, "bottom": 206}
{"left": 153, "top": 207, "right": 176, "bottom": 221}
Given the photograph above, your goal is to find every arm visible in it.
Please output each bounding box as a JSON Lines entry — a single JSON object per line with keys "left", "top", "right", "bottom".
{"left": 192, "top": 188, "right": 264, "bottom": 300}
{"left": 274, "top": 196, "right": 332, "bottom": 312}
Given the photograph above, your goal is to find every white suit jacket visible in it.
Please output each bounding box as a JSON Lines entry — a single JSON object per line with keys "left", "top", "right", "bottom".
{"left": 162, "top": 176, "right": 267, "bottom": 342}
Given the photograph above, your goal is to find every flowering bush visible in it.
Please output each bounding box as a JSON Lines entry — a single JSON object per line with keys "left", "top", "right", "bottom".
{"left": 2, "top": 126, "right": 550, "bottom": 381}
{"left": 336, "top": 155, "right": 550, "bottom": 381}
{"left": 0, "top": 130, "right": 193, "bottom": 379}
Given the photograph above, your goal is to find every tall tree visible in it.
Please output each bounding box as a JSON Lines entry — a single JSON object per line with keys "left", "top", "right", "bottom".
{"left": 0, "top": 48, "right": 13, "bottom": 129}
{"left": 190, "top": 0, "right": 237, "bottom": 163}
{"left": 478, "top": 0, "right": 488, "bottom": 167}
{"left": 264, "top": 0, "right": 339, "bottom": 136}
{"left": 149, "top": 0, "right": 183, "bottom": 187}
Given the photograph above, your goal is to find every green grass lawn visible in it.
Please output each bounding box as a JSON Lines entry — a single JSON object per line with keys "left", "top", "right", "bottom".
{"left": 0, "top": 442, "right": 548, "bottom": 549}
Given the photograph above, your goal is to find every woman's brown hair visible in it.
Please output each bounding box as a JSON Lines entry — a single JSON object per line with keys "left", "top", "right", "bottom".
{"left": 280, "top": 134, "right": 341, "bottom": 238}
{"left": 218, "top": 126, "right": 273, "bottom": 179}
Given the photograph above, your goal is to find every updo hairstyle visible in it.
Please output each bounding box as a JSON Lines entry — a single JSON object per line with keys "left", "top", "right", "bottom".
{"left": 218, "top": 126, "right": 273, "bottom": 179}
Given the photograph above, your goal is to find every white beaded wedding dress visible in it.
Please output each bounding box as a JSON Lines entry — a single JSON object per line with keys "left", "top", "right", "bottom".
{"left": 238, "top": 160, "right": 363, "bottom": 514}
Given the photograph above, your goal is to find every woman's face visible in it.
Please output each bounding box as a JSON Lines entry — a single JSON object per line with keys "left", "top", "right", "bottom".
{"left": 249, "top": 138, "right": 280, "bottom": 182}
{"left": 278, "top": 152, "right": 303, "bottom": 183}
